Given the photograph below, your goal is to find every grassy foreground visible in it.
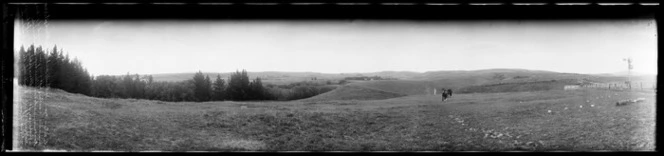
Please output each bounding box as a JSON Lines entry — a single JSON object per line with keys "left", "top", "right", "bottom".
{"left": 13, "top": 86, "right": 655, "bottom": 151}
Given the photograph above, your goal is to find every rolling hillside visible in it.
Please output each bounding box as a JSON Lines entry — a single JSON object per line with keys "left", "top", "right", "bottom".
{"left": 301, "top": 85, "right": 407, "bottom": 101}
{"left": 348, "top": 80, "right": 437, "bottom": 95}
{"left": 15, "top": 85, "right": 656, "bottom": 151}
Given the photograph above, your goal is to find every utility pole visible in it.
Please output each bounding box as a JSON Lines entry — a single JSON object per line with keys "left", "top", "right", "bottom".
{"left": 623, "top": 58, "right": 633, "bottom": 90}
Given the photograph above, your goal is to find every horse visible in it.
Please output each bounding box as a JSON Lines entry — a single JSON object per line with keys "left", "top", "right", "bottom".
{"left": 441, "top": 88, "right": 454, "bottom": 102}
{"left": 441, "top": 88, "right": 448, "bottom": 102}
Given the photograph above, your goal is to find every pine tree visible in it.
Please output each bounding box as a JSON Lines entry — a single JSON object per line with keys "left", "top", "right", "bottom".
{"left": 78, "top": 68, "right": 92, "bottom": 95}
{"left": 121, "top": 73, "right": 133, "bottom": 98}
{"left": 147, "top": 75, "right": 153, "bottom": 84}
{"left": 192, "top": 71, "right": 210, "bottom": 102}
{"left": 58, "top": 52, "right": 74, "bottom": 92}
{"left": 229, "top": 69, "right": 257, "bottom": 101}
{"left": 249, "top": 77, "right": 266, "bottom": 100}
{"left": 70, "top": 58, "right": 84, "bottom": 94}
{"left": 132, "top": 74, "right": 142, "bottom": 98}
{"left": 47, "top": 45, "right": 61, "bottom": 88}
{"left": 227, "top": 70, "right": 240, "bottom": 100}
{"left": 226, "top": 70, "right": 251, "bottom": 101}
{"left": 25, "top": 45, "right": 36, "bottom": 86}
{"left": 34, "top": 46, "right": 47, "bottom": 87}
{"left": 241, "top": 70, "right": 251, "bottom": 100}
{"left": 17, "top": 46, "right": 27, "bottom": 86}
{"left": 212, "top": 74, "right": 226, "bottom": 101}
{"left": 204, "top": 75, "right": 212, "bottom": 101}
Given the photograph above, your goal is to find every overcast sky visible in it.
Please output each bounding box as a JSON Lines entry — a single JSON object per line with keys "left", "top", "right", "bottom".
{"left": 14, "top": 20, "right": 657, "bottom": 76}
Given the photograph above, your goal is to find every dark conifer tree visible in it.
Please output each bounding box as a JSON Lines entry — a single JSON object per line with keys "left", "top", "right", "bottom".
{"left": 25, "top": 45, "right": 36, "bottom": 86}
{"left": 249, "top": 77, "right": 266, "bottom": 100}
{"left": 58, "top": 52, "right": 74, "bottom": 92}
{"left": 47, "top": 45, "right": 61, "bottom": 88}
{"left": 121, "top": 73, "right": 134, "bottom": 98}
{"left": 17, "top": 46, "right": 27, "bottom": 86}
{"left": 34, "top": 46, "right": 47, "bottom": 87}
{"left": 70, "top": 58, "right": 85, "bottom": 94}
{"left": 227, "top": 69, "right": 255, "bottom": 101}
{"left": 78, "top": 68, "right": 92, "bottom": 95}
{"left": 204, "top": 75, "right": 212, "bottom": 101}
{"left": 192, "top": 71, "right": 210, "bottom": 101}
{"left": 212, "top": 74, "right": 226, "bottom": 101}
{"left": 134, "top": 74, "right": 145, "bottom": 98}
{"left": 147, "top": 75, "right": 154, "bottom": 84}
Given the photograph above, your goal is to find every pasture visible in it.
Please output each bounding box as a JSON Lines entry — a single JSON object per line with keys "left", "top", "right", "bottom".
{"left": 13, "top": 84, "right": 655, "bottom": 151}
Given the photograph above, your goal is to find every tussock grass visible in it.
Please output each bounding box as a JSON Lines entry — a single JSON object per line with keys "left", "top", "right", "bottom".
{"left": 14, "top": 86, "right": 655, "bottom": 151}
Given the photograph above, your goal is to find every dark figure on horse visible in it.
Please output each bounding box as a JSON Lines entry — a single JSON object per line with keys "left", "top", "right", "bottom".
{"left": 441, "top": 88, "right": 453, "bottom": 102}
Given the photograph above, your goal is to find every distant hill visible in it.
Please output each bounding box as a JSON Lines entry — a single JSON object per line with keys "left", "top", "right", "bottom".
{"left": 347, "top": 71, "right": 422, "bottom": 80}
{"left": 148, "top": 72, "right": 347, "bottom": 85}
{"left": 146, "top": 69, "right": 564, "bottom": 81}
{"left": 593, "top": 70, "right": 656, "bottom": 77}
{"left": 139, "top": 69, "right": 654, "bottom": 90}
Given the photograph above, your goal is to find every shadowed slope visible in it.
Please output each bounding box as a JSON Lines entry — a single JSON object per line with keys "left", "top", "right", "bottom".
{"left": 348, "top": 80, "right": 437, "bottom": 95}
{"left": 301, "top": 85, "right": 407, "bottom": 101}
{"left": 14, "top": 86, "right": 267, "bottom": 151}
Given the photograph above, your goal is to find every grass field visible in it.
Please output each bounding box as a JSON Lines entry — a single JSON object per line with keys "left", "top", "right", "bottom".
{"left": 13, "top": 85, "right": 655, "bottom": 151}
{"left": 302, "top": 85, "right": 407, "bottom": 101}
{"left": 348, "top": 80, "right": 436, "bottom": 95}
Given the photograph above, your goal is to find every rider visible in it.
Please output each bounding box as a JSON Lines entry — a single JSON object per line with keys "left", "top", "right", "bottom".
{"left": 441, "top": 88, "right": 448, "bottom": 101}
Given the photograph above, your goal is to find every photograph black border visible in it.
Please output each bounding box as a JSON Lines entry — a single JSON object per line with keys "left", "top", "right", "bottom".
{"left": 1, "top": 0, "right": 660, "bottom": 153}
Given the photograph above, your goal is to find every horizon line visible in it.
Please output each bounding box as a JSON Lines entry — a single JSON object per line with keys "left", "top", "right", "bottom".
{"left": 93, "top": 68, "right": 656, "bottom": 76}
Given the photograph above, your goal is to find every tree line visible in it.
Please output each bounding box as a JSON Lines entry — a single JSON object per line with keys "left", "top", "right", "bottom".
{"left": 17, "top": 45, "right": 92, "bottom": 95}
{"left": 16, "top": 44, "right": 334, "bottom": 102}
{"left": 90, "top": 70, "right": 272, "bottom": 102}
{"left": 344, "top": 76, "right": 396, "bottom": 81}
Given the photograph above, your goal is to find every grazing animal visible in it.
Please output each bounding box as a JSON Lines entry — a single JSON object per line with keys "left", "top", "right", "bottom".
{"left": 441, "top": 88, "right": 448, "bottom": 102}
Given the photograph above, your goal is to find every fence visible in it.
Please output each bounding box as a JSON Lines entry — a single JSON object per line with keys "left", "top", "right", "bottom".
{"left": 580, "top": 81, "right": 656, "bottom": 91}
{"left": 564, "top": 85, "right": 581, "bottom": 90}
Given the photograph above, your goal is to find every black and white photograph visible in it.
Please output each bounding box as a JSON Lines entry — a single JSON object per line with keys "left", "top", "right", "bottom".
{"left": 6, "top": 2, "right": 658, "bottom": 152}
